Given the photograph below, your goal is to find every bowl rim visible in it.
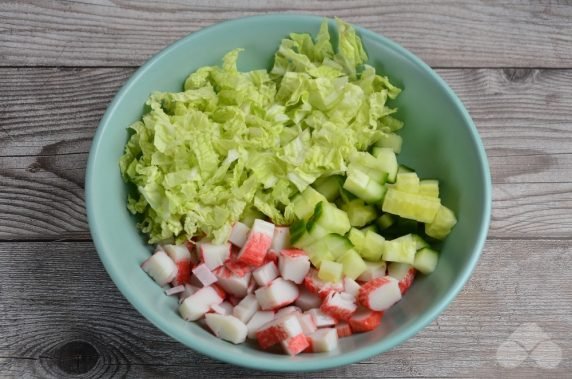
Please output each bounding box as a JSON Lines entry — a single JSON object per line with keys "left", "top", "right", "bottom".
{"left": 86, "top": 13, "right": 492, "bottom": 372}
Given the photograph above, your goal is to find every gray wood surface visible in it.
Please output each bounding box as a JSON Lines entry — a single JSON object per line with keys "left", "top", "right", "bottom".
{"left": 1, "top": 1, "right": 571, "bottom": 377}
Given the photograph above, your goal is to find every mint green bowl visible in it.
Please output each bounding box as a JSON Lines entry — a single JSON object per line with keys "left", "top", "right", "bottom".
{"left": 86, "top": 14, "right": 491, "bottom": 372}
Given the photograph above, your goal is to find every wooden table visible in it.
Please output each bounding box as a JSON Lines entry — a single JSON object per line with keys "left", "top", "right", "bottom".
{"left": 1, "top": 1, "right": 571, "bottom": 377}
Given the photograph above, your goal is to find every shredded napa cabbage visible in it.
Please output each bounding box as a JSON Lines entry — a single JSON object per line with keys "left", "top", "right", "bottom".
{"left": 120, "top": 18, "right": 401, "bottom": 244}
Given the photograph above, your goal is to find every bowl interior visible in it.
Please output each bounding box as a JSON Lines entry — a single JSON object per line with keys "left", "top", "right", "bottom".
{"left": 86, "top": 15, "right": 491, "bottom": 372}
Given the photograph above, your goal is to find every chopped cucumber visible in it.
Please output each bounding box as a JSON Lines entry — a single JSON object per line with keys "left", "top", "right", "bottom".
{"left": 419, "top": 179, "right": 439, "bottom": 198}
{"left": 305, "top": 233, "right": 353, "bottom": 260}
{"left": 289, "top": 187, "right": 327, "bottom": 220}
{"left": 383, "top": 233, "right": 416, "bottom": 265}
{"left": 313, "top": 175, "right": 343, "bottom": 202}
{"left": 376, "top": 213, "right": 395, "bottom": 230}
{"left": 337, "top": 249, "right": 367, "bottom": 280}
{"left": 341, "top": 199, "right": 377, "bottom": 227}
{"left": 414, "top": 247, "right": 439, "bottom": 274}
{"left": 347, "top": 228, "right": 366, "bottom": 250}
{"left": 308, "top": 250, "right": 334, "bottom": 269}
{"left": 395, "top": 172, "right": 420, "bottom": 193}
{"left": 349, "top": 152, "right": 389, "bottom": 183}
{"left": 371, "top": 147, "right": 398, "bottom": 183}
{"left": 411, "top": 234, "right": 430, "bottom": 250}
{"left": 382, "top": 188, "right": 441, "bottom": 223}
{"left": 343, "top": 169, "right": 387, "bottom": 204}
{"left": 360, "top": 224, "right": 378, "bottom": 234}
{"left": 318, "top": 260, "right": 344, "bottom": 282}
{"left": 359, "top": 230, "right": 386, "bottom": 261}
{"left": 374, "top": 133, "right": 402, "bottom": 154}
{"left": 289, "top": 219, "right": 307, "bottom": 245}
{"left": 425, "top": 205, "right": 457, "bottom": 239}
{"left": 308, "top": 201, "right": 351, "bottom": 235}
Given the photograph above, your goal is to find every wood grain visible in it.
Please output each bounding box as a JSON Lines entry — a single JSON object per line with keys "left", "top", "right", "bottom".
{"left": 1, "top": 1, "right": 572, "bottom": 68}
{"left": 0, "top": 240, "right": 570, "bottom": 377}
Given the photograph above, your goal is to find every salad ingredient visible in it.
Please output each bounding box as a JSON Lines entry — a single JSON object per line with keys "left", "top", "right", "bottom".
{"left": 141, "top": 250, "right": 178, "bottom": 286}
{"left": 358, "top": 276, "right": 402, "bottom": 311}
{"left": 205, "top": 313, "right": 248, "bottom": 344}
{"left": 120, "top": 18, "right": 401, "bottom": 245}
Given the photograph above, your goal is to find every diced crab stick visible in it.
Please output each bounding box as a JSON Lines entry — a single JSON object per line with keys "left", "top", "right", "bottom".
{"left": 246, "top": 277, "right": 257, "bottom": 295}
{"left": 255, "top": 278, "right": 299, "bottom": 311}
{"left": 179, "top": 285, "right": 224, "bottom": 321}
{"left": 264, "top": 250, "right": 280, "bottom": 264}
{"left": 141, "top": 250, "right": 178, "bottom": 286}
{"left": 305, "top": 308, "right": 337, "bottom": 327}
{"left": 343, "top": 277, "right": 361, "bottom": 298}
{"left": 165, "top": 285, "right": 185, "bottom": 296}
{"left": 198, "top": 242, "right": 231, "bottom": 271}
{"left": 387, "top": 262, "right": 416, "bottom": 294}
{"left": 214, "top": 266, "right": 252, "bottom": 298}
{"left": 281, "top": 333, "right": 310, "bottom": 356}
{"left": 348, "top": 307, "right": 383, "bottom": 332}
{"left": 279, "top": 249, "right": 310, "bottom": 284}
{"left": 255, "top": 313, "right": 303, "bottom": 349}
{"left": 305, "top": 328, "right": 338, "bottom": 353}
{"left": 271, "top": 226, "right": 291, "bottom": 252}
{"left": 163, "top": 244, "right": 193, "bottom": 286}
{"left": 237, "top": 219, "right": 274, "bottom": 267}
{"left": 320, "top": 292, "right": 357, "bottom": 321}
{"left": 179, "top": 284, "right": 199, "bottom": 304}
{"left": 205, "top": 314, "right": 248, "bottom": 344}
{"left": 336, "top": 322, "right": 353, "bottom": 338}
{"left": 246, "top": 311, "right": 275, "bottom": 339}
{"left": 297, "top": 313, "right": 317, "bottom": 335}
{"left": 357, "top": 261, "right": 387, "bottom": 282}
{"left": 303, "top": 269, "right": 344, "bottom": 298}
{"left": 295, "top": 287, "right": 322, "bottom": 311}
{"left": 275, "top": 306, "right": 302, "bottom": 319}
{"left": 252, "top": 261, "right": 279, "bottom": 287}
{"left": 224, "top": 258, "right": 252, "bottom": 277}
{"left": 211, "top": 301, "right": 233, "bottom": 315}
{"left": 192, "top": 263, "right": 218, "bottom": 287}
{"left": 358, "top": 276, "right": 402, "bottom": 311}
{"left": 233, "top": 294, "right": 260, "bottom": 323}
{"left": 228, "top": 222, "right": 250, "bottom": 247}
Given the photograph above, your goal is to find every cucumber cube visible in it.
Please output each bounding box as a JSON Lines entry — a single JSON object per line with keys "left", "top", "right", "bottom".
{"left": 309, "top": 201, "right": 351, "bottom": 235}
{"left": 382, "top": 188, "right": 441, "bottom": 223}
{"left": 383, "top": 234, "right": 416, "bottom": 265}
{"left": 419, "top": 180, "right": 439, "bottom": 198}
{"left": 371, "top": 147, "right": 398, "bottom": 183}
{"left": 337, "top": 249, "right": 367, "bottom": 280}
{"left": 318, "top": 260, "right": 344, "bottom": 283}
{"left": 305, "top": 234, "right": 353, "bottom": 260}
{"left": 414, "top": 247, "right": 439, "bottom": 274}
{"left": 395, "top": 172, "right": 420, "bottom": 193}
{"left": 341, "top": 199, "right": 378, "bottom": 227}
{"left": 360, "top": 230, "right": 386, "bottom": 261}
{"left": 349, "top": 152, "right": 389, "bottom": 183}
{"left": 343, "top": 169, "right": 387, "bottom": 204}
{"left": 313, "top": 175, "right": 343, "bottom": 202}
{"left": 289, "top": 187, "right": 328, "bottom": 220}
{"left": 411, "top": 234, "right": 430, "bottom": 250}
{"left": 347, "top": 228, "right": 366, "bottom": 251}
{"left": 374, "top": 133, "right": 402, "bottom": 154}
{"left": 376, "top": 213, "right": 395, "bottom": 230}
{"left": 425, "top": 205, "right": 457, "bottom": 239}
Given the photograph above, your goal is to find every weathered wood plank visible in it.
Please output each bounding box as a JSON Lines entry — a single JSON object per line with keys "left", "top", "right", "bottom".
{"left": 0, "top": 240, "right": 570, "bottom": 377}
{"left": 1, "top": 1, "right": 571, "bottom": 68}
